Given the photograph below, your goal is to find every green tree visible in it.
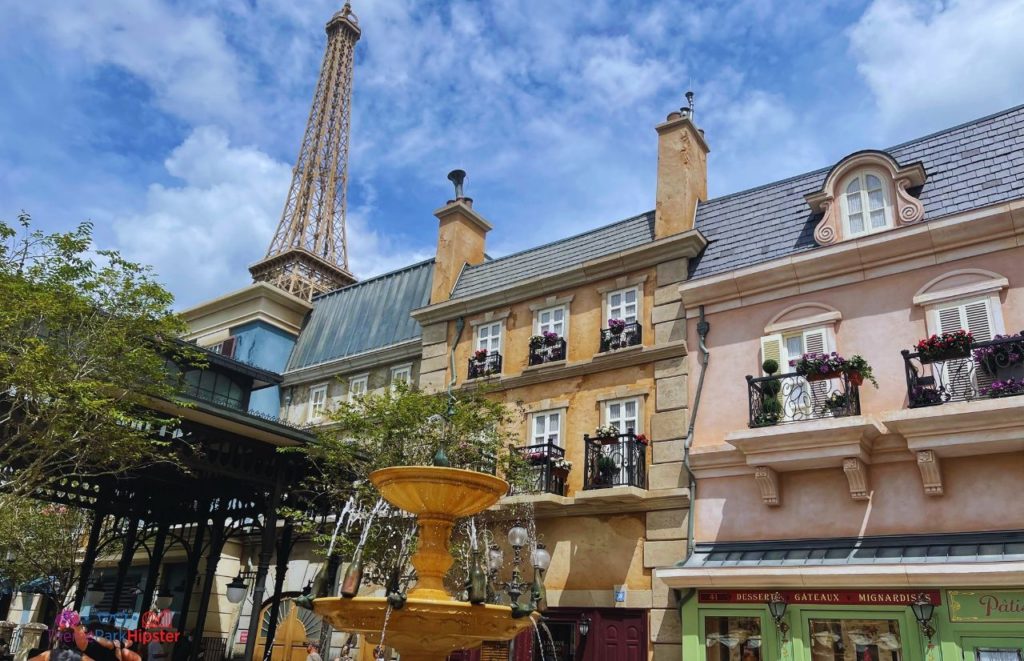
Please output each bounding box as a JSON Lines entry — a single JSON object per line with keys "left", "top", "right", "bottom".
{"left": 0, "top": 214, "right": 190, "bottom": 498}
{"left": 287, "top": 383, "right": 530, "bottom": 586}
{"left": 0, "top": 498, "right": 101, "bottom": 609}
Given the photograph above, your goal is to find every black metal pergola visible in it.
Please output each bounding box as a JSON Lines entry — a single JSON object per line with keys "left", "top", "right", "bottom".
{"left": 10, "top": 347, "right": 322, "bottom": 661}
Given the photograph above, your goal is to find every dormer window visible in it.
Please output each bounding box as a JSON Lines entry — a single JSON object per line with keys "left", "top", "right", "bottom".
{"left": 841, "top": 171, "right": 891, "bottom": 237}
{"left": 805, "top": 151, "right": 926, "bottom": 246}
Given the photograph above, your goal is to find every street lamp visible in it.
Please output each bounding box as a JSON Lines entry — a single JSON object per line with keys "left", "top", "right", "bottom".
{"left": 225, "top": 574, "right": 249, "bottom": 605}
{"left": 530, "top": 543, "right": 551, "bottom": 612}
{"left": 911, "top": 593, "right": 936, "bottom": 640}
{"left": 767, "top": 592, "right": 790, "bottom": 641}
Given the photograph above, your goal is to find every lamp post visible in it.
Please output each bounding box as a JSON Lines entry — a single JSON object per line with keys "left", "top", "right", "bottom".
{"left": 530, "top": 543, "right": 551, "bottom": 612}
{"left": 911, "top": 593, "right": 936, "bottom": 641}
{"left": 767, "top": 592, "right": 789, "bottom": 642}
{"left": 486, "top": 544, "right": 504, "bottom": 604}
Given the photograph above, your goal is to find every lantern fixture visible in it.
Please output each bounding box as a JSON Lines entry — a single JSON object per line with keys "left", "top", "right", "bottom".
{"left": 507, "top": 526, "right": 529, "bottom": 549}
{"left": 225, "top": 574, "right": 249, "bottom": 605}
{"left": 910, "top": 593, "right": 936, "bottom": 640}
{"left": 531, "top": 544, "right": 551, "bottom": 571}
{"left": 767, "top": 592, "right": 790, "bottom": 641}
{"left": 578, "top": 614, "right": 591, "bottom": 638}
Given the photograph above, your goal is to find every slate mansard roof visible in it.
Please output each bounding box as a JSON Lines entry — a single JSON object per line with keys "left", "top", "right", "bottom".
{"left": 445, "top": 104, "right": 1024, "bottom": 298}
{"left": 688, "top": 103, "right": 1024, "bottom": 279}
{"left": 286, "top": 259, "right": 434, "bottom": 372}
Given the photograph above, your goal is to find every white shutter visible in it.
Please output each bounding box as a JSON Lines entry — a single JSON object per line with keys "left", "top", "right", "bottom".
{"left": 803, "top": 328, "right": 827, "bottom": 355}
{"left": 760, "top": 334, "right": 783, "bottom": 374}
{"left": 937, "top": 305, "right": 966, "bottom": 335}
{"left": 963, "top": 300, "right": 993, "bottom": 342}
{"left": 933, "top": 299, "right": 995, "bottom": 397}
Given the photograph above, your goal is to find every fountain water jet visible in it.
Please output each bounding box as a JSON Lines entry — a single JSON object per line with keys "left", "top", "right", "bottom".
{"left": 313, "top": 466, "right": 537, "bottom": 660}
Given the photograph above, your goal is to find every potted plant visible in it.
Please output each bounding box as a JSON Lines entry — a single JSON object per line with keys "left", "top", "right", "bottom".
{"left": 597, "top": 455, "right": 618, "bottom": 483}
{"left": 594, "top": 424, "right": 619, "bottom": 440}
{"left": 973, "top": 333, "right": 1024, "bottom": 379}
{"left": 551, "top": 457, "right": 572, "bottom": 477}
{"left": 755, "top": 359, "right": 783, "bottom": 426}
{"left": 822, "top": 391, "right": 850, "bottom": 416}
{"left": 844, "top": 355, "right": 879, "bottom": 388}
{"left": 980, "top": 378, "right": 1024, "bottom": 399}
{"left": 634, "top": 433, "right": 648, "bottom": 446}
{"left": 542, "top": 331, "right": 560, "bottom": 346}
{"left": 608, "top": 318, "right": 627, "bottom": 335}
{"left": 915, "top": 330, "right": 973, "bottom": 363}
{"left": 792, "top": 352, "right": 847, "bottom": 382}
{"left": 528, "top": 335, "right": 545, "bottom": 350}
{"left": 473, "top": 348, "right": 488, "bottom": 362}
{"left": 910, "top": 385, "right": 944, "bottom": 407}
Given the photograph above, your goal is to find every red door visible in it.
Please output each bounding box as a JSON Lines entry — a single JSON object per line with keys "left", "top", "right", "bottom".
{"left": 591, "top": 610, "right": 645, "bottom": 661}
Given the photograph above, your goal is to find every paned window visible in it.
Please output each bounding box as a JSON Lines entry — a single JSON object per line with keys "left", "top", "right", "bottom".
{"left": 841, "top": 171, "right": 891, "bottom": 237}
{"left": 809, "top": 618, "right": 903, "bottom": 661}
{"left": 604, "top": 397, "right": 640, "bottom": 435}
{"left": 476, "top": 322, "right": 502, "bottom": 353}
{"left": 535, "top": 306, "right": 567, "bottom": 338}
{"left": 308, "top": 383, "right": 328, "bottom": 421}
{"left": 390, "top": 364, "right": 412, "bottom": 388}
{"left": 760, "top": 326, "right": 831, "bottom": 419}
{"left": 531, "top": 410, "right": 562, "bottom": 447}
{"left": 705, "top": 616, "right": 762, "bottom": 661}
{"left": 607, "top": 287, "right": 639, "bottom": 324}
{"left": 348, "top": 374, "right": 368, "bottom": 400}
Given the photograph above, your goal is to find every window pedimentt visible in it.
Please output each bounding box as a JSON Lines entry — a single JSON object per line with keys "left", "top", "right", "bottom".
{"left": 805, "top": 150, "right": 927, "bottom": 246}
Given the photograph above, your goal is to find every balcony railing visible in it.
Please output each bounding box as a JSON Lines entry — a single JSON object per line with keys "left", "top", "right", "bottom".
{"left": 529, "top": 338, "right": 567, "bottom": 365}
{"left": 746, "top": 371, "right": 861, "bottom": 427}
{"left": 582, "top": 432, "right": 646, "bottom": 490}
{"left": 902, "top": 333, "right": 1024, "bottom": 407}
{"left": 599, "top": 322, "right": 642, "bottom": 353}
{"left": 511, "top": 441, "right": 568, "bottom": 496}
{"left": 468, "top": 351, "right": 502, "bottom": 379}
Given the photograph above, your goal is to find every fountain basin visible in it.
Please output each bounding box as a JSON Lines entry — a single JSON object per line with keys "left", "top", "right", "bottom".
{"left": 370, "top": 465, "right": 509, "bottom": 518}
{"left": 314, "top": 596, "right": 535, "bottom": 659}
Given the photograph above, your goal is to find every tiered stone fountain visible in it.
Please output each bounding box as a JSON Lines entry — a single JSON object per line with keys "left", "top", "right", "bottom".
{"left": 313, "top": 466, "right": 537, "bottom": 660}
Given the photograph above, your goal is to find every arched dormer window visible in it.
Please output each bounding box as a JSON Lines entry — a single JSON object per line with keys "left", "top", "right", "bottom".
{"left": 806, "top": 151, "right": 926, "bottom": 246}
{"left": 841, "top": 170, "right": 891, "bottom": 237}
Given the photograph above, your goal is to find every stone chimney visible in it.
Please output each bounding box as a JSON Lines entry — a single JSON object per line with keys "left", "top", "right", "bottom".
{"left": 654, "top": 99, "right": 709, "bottom": 239}
{"left": 429, "top": 170, "right": 492, "bottom": 304}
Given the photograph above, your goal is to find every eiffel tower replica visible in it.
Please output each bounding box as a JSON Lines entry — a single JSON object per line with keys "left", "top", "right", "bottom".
{"left": 249, "top": 3, "right": 360, "bottom": 300}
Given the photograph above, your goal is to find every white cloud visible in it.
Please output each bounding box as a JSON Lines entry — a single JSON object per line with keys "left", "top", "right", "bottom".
{"left": 850, "top": 0, "right": 1024, "bottom": 135}
{"left": 110, "top": 127, "right": 430, "bottom": 308}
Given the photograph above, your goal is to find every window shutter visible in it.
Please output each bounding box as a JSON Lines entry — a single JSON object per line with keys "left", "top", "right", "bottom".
{"left": 803, "top": 328, "right": 827, "bottom": 355}
{"left": 936, "top": 305, "right": 966, "bottom": 335}
{"left": 760, "top": 334, "right": 783, "bottom": 374}
{"left": 963, "top": 300, "right": 993, "bottom": 342}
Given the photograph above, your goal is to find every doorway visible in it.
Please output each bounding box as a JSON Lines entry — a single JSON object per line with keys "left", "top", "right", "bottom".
{"left": 253, "top": 600, "right": 323, "bottom": 661}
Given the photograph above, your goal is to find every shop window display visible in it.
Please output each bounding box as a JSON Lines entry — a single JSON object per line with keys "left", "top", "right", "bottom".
{"left": 705, "top": 616, "right": 762, "bottom": 661}
{"left": 809, "top": 619, "right": 902, "bottom": 661}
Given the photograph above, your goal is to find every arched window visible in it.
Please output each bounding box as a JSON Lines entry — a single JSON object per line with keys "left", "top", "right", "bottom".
{"left": 841, "top": 171, "right": 891, "bottom": 237}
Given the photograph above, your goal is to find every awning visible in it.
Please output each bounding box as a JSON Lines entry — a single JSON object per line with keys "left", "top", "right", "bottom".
{"left": 17, "top": 577, "right": 57, "bottom": 596}
{"left": 656, "top": 529, "right": 1024, "bottom": 589}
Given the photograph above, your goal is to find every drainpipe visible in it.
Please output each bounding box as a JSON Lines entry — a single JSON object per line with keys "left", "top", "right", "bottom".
{"left": 683, "top": 305, "right": 710, "bottom": 561}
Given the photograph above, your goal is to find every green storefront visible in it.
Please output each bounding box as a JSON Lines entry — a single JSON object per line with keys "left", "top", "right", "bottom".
{"left": 679, "top": 588, "right": 1024, "bottom": 661}
{"left": 661, "top": 532, "right": 1024, "bottom": 661}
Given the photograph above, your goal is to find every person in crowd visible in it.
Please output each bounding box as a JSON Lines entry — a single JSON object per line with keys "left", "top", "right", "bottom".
{"left": 305, "top": 641, "right": 323, "bottom": 661}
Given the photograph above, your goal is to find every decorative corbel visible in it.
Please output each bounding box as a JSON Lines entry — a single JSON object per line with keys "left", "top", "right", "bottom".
{"left": 812, "top": 198, "right": 839, "bottom": 246}
{"left": 754, "top": 466, "right": 781, "bottom": 506}
{"left": 916, "top": 450, "right": 944, "bottom": 496}
{"left": 894, "top": 177, "right": 925, "bottom": 226}
{"left": 842, "top": 457, "right": 871, "bottom": 501}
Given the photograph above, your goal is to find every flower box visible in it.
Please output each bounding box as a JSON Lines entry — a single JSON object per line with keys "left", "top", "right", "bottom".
{"left": 918, "top": 347, "right": 971, "bottom": 364}
{"left": 806, "top": 369, "right": 842, "bottom": 382}
{"left": 915, "top": 330, "right": 973, "bottom": 363}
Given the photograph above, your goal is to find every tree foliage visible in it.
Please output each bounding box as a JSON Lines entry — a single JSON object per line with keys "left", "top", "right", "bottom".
{"left": 0, "top": 214, "right": 190, "bottom": 497}
{"left": 0, "top": 498, "right": 98, "bottom": 609}
{"left": 286, "top": 382, "right": 531, "bottom": 585}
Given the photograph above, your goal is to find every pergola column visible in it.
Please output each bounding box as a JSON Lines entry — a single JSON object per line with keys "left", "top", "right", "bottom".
{"left": 261, "top": 522, "right": 294, "bottom": 661}
{"left": 243, "top": 479, "right": 283, "bottom": 661}
{"left": 141, "top": 520, "right": 170, "bottom": 615}
{"left": 73, "top": 509, "right": 106, "bottom": 611}
{"left": 109, "top": 517, "right": 140, "bottom": 612}
{"left": 177, "top": 517, "right": 208, "bottom": 638}
{"left": 191, "top": 509, "right": 227, "bottom": 653}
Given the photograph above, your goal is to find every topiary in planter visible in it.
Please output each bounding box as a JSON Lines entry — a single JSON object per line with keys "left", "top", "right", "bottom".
{"left": 756, "top": 359, "right": 783, "bottom": 426}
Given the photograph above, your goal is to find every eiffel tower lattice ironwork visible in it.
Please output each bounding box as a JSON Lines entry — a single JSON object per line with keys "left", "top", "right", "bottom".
{"left": 250, "top": 3, "right": 360, "bottom": 300}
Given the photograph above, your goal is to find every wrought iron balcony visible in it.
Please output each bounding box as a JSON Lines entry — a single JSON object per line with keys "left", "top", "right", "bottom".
{"left": 599, "top": 322, "right": 642, "bottom": 353}
{"left": 746, "top": 371, "right": 861, "bottom": 427}
{"left": 511, "top": 441, "right": 568, "bottom": 496}
{"left": 529, "top": 338, "right": 567, "bottom": 365}
{"left": 468, "top": 351, "right": 502, "bottom": 379}
{"left": 582, "top": 432, "right": 646, "bottom": 490}
{"left": 902, "top": 332, "right": 1024, "bottom": 407}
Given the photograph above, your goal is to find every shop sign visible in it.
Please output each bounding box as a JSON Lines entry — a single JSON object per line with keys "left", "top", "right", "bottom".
{"left": 699, "top": 589, "right": 942, "bottom": 606}
{"left": 949, "top": 590, "right": 1024, "bottom": 622}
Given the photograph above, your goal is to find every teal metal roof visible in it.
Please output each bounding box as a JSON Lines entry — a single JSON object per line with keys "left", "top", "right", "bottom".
{"left": 286, "top": 259, "right": 434, "bottom": 371}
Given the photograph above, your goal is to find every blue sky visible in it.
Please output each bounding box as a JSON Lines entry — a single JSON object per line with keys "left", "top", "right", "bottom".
{"left": 2, "top": 0, "right": 1023, "bottom": 308}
